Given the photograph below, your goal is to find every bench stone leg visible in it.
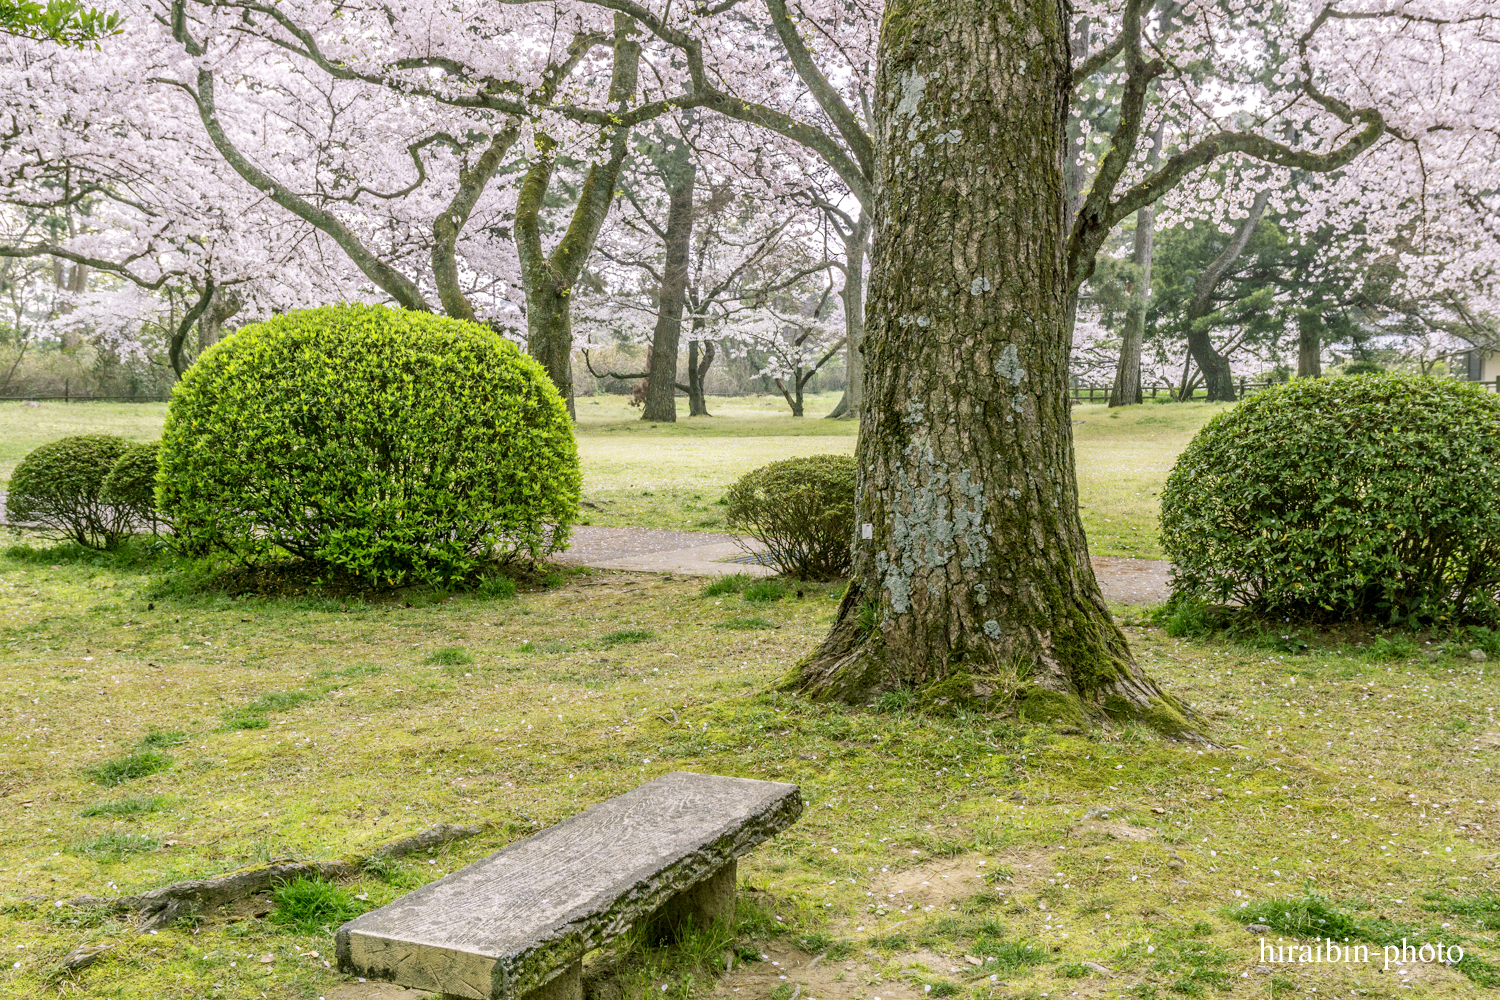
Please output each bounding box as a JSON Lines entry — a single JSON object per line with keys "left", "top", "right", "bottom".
{"left": 645, "top": 859, "right": 737, "bottom": 942}
{"left": 442, "top": 960, "right": 581, "bottom": 1000}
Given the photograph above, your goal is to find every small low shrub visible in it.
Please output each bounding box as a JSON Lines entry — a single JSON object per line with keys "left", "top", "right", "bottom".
{"left": 723, "top": 455, "right": 855, "bottom": 580}
{"left": 157, "top": 304, "right": 580, "bottom": 586}
{"left": 101, "top": 441, "right": 161, "bottom": 533}
{"left": 4, "top": 434, "right": 133, "bottom": 549}
{"left": 1153, "top": 597, "right": 1217, "bottom": 637}
{"left": 245, "top": 689, "right": 316, "bottom": 713}
{"left": 1365, "top": 633, "right": 1419, "bottom": 662}
{"left": 222, "top": 710, "right": 270, "bottom": 730}
{"left": 1162, "top": 375, "right": 1500, "bottom": 625}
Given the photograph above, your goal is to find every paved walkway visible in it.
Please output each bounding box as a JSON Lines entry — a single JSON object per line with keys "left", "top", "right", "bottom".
{"left": 552, "top": 526, "right": 778, "bottom": 578}
{"left": 555, "top": 526, "right": 1170, "bottom": 605}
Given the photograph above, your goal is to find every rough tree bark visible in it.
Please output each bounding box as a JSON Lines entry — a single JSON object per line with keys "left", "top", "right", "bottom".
{"left": 641, "top": 138, "right": 697, "bottom": 422}
{"left": 1183, "top": 189, "right": 1271, "bottom": 403}
{"left": 197, "top": 285, "right": 241, "bottom": 352}
{"left": 684, "top": 332, "right": 714, "bottom": 416}
{"left": 790, "top": 0, "right": 1187, "bottom": 730}
{"left": 1110, "top": 124, "right": 1160, "bottom": 408}
{"left": 169, "top": 279, "right": 218, "bottom": 377}
{"left": 1296, "top": 315, "right": 1322, "bottom": 378}
{"left": 515, "top": 17, "right": 639, "bottom": 418}
{"left": 825, "top": 213, "right": 869, "bottom": 420}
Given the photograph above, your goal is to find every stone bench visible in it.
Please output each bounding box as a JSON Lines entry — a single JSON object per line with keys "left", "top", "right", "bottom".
{"left": 335, "top": 771, "right": 802, "bottom": 1000}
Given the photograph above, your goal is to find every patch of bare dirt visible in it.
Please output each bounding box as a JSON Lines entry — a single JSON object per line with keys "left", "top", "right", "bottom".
{"left": 1090, "top": 557, "right": 1169, "bottom": 606}
{"left": 1070, "top": 819, "right": 1157, "bottom": 843}
{"left": 708, "top": 944, "right": 929, "bottom": 1000}
{"left": 873, "top": 848, "right": 1056, "bottom": 915}
{"left": 703, "top": 851, "right": 1069, "bottom": 1000}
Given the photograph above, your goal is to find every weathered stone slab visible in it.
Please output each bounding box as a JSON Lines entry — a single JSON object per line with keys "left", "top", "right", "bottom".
{"left": 336, "top": 772, "right": 801, "bottom": 1000}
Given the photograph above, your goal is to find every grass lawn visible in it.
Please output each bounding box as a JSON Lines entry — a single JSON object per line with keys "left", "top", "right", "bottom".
{"left": 0, "top": 395, "right": 1218, "bottom": 558}
{"left": 0, "top": 548, "right": 1497, "bottom": 999}
{"left": 1, "top": 392, "right": 1495, "bottom": 1000}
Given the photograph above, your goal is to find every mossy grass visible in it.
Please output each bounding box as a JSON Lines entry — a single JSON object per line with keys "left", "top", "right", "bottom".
{"left": 79, "top": 795, "right": 165, "bottom": 817}
{"left": 714, "top": 616, "right": 778, "bottom": 630}
{"left": 74, "top": 832, "right": 159, "bottom": 857}
{"left": 599, "top": 628, "right": 655, "bottom": 646}
{"left": 2, "top": 401, "right": 1496, "bottom": 997}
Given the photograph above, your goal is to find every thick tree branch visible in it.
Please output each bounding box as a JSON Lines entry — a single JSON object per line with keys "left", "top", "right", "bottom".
{"left": 0, "top": 243, "right": 183, "bottom": 290}
{"left": 764, "top": 0, "right": 874, "bottom": 176}
{"left": 170, "top": 0, "right": 430, "bottom": 311}
{"left": 1191, "top": 189, "right": 1271, "bottom": 314}
{"left": 431, "top": 125, "right": 520, "bottom": 319}
{"left": 581, "top": 349, "right": 648, "bottom": 381}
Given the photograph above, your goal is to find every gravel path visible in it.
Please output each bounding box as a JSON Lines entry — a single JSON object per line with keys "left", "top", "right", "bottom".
{"left": 556, "top": 525, "right": 1171, "bottom": 604}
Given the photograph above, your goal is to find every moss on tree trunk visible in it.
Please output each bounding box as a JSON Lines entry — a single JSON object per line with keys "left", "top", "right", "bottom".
{"left": 790, "top": 0, "right": 1188, "bottom": 733}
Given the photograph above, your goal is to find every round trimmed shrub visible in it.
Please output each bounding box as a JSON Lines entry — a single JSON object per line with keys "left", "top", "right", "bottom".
{"left": 102, "top": 441, "right": 161, "bottom": 532}
{"left": 158, "top": 304, "right": 579, "bottom": 585}
{"left": 1161, "top": 374, "right": 1500, "bottom": 625}
{"left": 5, "top": 434, "right": 133, "bottom": 548}
{"left": 724, "top": 455, "right": 856, "bottom": 580}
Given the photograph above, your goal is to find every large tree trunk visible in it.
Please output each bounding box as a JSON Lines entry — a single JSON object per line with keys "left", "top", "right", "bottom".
{"left": 525, "top": 279, "right": 577, "bottom": 418}
{"left": 197, "top": 286, "right": 241, "bottom": 353}
{"left": 1185, "top": 326, "right": 1236, "bottom": 401}
{"left": 791, "top": 0, "right": 1186, "bottom": 731}
{"left": 1296, "top": 315, "right": 1322, "bottom": 378}
{"left": 686, "top": 333, "right": 714, "bottom": 416}
{"left": 826, "top": 213, "right": 869, "bottom": 420}
{"left": 1110, "top": 125, "right": 1160, "bottom": 408}
{"left": 641, "top": 143, "right": 696, "bottom": 422}
{"left": 1183, "top": 189, "right": 1271, "bottom": 403}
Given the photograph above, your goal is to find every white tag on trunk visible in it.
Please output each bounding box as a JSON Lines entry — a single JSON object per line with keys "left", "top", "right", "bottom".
{"left": 861, "top": 523, "right": 873, "bottom": 539}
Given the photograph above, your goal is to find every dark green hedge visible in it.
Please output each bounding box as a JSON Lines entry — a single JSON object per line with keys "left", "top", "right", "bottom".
{"left": 1161, "top": 374, "right": 1500, "bottom": 625}
{"left": 5, "top": 434, "right": 133, "bottom": 549}
{"left": 724, "top": 455, "right": 856, "bottom": 580}
{"left": 157, "top": 304, "right": 579, "bottom": 585}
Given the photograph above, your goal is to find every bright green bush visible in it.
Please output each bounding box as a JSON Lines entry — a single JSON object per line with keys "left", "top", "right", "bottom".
{"left": 157, "top": 304, "right": 579, "bottom": 585}
{"left": 101, "top": 441, "right": 161, "bottom": 532}
{"left": 4, "top": 434, "right": 132, "bottom": 548}
{"left": 723, "top": 455, "right": 856, "bottom": 580}
{"left": 1161, "top": 374, "right": 1500, "bottom": 625}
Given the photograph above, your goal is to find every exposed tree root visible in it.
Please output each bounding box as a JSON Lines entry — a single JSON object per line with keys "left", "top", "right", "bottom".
{"left": 63, "top": 822, "right": 486, "bottom": 931}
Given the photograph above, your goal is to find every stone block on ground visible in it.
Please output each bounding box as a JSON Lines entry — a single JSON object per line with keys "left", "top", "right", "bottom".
{"left": 336, "top": 772, "right": 801, "bottom": 1000}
